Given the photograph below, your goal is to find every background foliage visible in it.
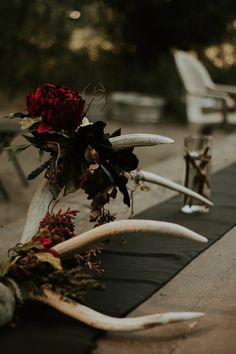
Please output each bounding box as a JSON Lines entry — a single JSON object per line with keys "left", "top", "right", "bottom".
{"left": 0, "top": 0, "right": 235, "bottom": 116}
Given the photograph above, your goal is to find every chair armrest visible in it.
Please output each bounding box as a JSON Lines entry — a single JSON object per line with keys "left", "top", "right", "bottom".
{"left": 210, "top": 84, "right": 236, "bottom": 95}
{"left": 186, "top": 90, "right": 228, "bottom": 100}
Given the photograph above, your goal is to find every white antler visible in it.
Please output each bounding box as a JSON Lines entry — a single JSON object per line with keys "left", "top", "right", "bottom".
{"left": 20, "top": 179, "right": 60, "bottom": 243}
{"left": 133, "top": 170, "right": 213, "bottom": 207}
{"left": 20, "top": 133, "right": 174, "bottom": 244}
{"left": 110, "top": 134, "right": 174, "bottom": 151}
{"left": 53, "top": 219, "right": 207, "bottom": 257}
{"left": 31, "top": 289, "right": 204, "bottom": 332}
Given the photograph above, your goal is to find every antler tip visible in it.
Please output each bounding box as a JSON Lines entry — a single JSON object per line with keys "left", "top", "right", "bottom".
{"left": 166, "top": 137, "right": 175, "bottom": 143}
{"left": 196, "top": 235, "right": 208, "bottom": 243}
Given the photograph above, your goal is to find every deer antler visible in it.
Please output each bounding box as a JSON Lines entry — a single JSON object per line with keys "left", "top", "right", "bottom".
{"left": 20, "top": 133, "right": 174, "bottom": 243}
{"left": 31, "top": 289, "right": 204, "bottom": 331}
{"left": 2, "top": 216, "right": 208, "bottom": 330}
{"left": 53, "top": 219, "right": 207, "bottom": 257}
{"left": 21, "top": 169, "right": 212, "bottom": 244}
{"left": 0, "top": 281, "right": 204, "bottom": 331}
{"left": 132, "top": 170, "right": 213, "bottom": 207}
{"left": 110, "top": 133, "right": 174, "bottom": 150}
{"left": 1, "top": 89, "right": 208, "bottom": 332}
{"left": 21, "top": 179, "right": 60, "bottom": 243}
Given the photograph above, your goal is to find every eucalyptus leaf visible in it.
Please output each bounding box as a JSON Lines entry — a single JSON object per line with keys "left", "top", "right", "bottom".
{"left": 36, "top": 252, "right": 62, "bottom": 271}
{"left": 19, "top": 241, "right": 44, "bottom": 253}
{"left": 3, "top": 112, "right": 27, "bottom": 119}
{"left": 27, "top": 159, "right": 52, "bottom": 180}
{"left": 19, "top": 116, "right": 42, "bottom": 130}
{"left": 10, "top": 255, "right": 21, "bottom": 265}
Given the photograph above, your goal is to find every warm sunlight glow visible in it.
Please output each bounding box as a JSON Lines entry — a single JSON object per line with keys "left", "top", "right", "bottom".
{"left": 69, "top": 11, "right": 81, "bottom": 20}
{"left": 205, "top": 43, "right": 236, "bottom": 67}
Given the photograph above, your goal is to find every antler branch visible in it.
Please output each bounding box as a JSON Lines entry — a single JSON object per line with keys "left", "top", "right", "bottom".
{"left": 133, "top": 170, "right": 213, "bottom": 207}
{"left": 20, "top": 179, "right": 60, "bottom": 243}
{"left": 31, "top": 289, "right": 204, "bottom": 332}
{"left": 110, "top": 134, "right": 174, "bottom": 151}
{"left": 53, "top": 219, "right": 207, "bottom": 257}
{"left": 20, "top": 133, "right": 174, "bottom": 243}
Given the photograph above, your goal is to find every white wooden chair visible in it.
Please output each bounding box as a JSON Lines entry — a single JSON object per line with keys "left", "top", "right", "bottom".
{"left": 173, "top": 50, "right": 236, "bottom": 130}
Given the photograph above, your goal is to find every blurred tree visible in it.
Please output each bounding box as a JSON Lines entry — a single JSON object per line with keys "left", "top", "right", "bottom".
{"left": 0, "top": 0, "right": 235, "bottom": 106}
{"left": 80, "top": 0, "right": 236, "bottom": 120}
{"left": 0, "top": 0, "right": 86, "bottom": 94}
{"left": 91, "top": 0, "right": 236, "bottom": 65}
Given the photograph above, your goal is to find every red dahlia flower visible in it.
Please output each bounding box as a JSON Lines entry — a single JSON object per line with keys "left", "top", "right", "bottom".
{"left": 26, "top": 83, "right": 86, "bottom": 133}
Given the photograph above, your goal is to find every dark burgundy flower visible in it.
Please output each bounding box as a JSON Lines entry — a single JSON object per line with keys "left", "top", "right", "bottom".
{"left": 57, "top": 121, "right": 138, "bottom": 209}
{"left": 26, "top": 83, "right": 86, "bottom": 133}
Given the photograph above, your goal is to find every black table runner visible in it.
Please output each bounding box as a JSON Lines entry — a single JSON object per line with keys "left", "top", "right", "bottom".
{"left": 1, "top": 163, "right": 236, "bottom": 354}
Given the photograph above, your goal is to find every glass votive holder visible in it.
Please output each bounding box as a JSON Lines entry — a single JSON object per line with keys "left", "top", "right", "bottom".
{"left": 181, "top": 135, "right": 212, "bottom": 214}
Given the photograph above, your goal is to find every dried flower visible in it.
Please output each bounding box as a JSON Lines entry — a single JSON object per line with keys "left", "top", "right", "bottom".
{"left": 33, "top": 208, "right": 79, "bottom": 247}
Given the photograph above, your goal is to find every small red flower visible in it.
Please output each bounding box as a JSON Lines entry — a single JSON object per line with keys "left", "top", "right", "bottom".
{"left": 26, "top": 83, "right": 86, "bottom": 133}
{"left": 34, "top": 235, "right": 53, "bottom": 247}
{"left": 32, "top": 208, "right": 79, "bottom": 247}
{"left": 39, "top": 248, "right": 59, "bottom": 258}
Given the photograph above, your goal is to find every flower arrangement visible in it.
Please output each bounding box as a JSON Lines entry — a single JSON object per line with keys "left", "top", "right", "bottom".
{"left": 0, "top": 83, "right": 210, "bottom": 331}
{"left": 9, "top": 83, "right": 138, "bottom": 225}
{"left": 0, "top": 209, "right": 102, "bottom": 305}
